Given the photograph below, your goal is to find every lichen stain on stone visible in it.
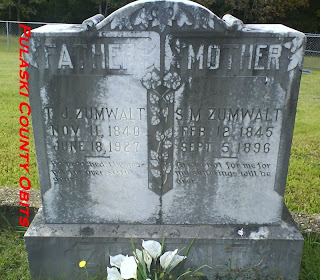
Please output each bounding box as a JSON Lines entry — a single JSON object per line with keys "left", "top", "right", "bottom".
{"left": 284, "top": 37, "right": 305, "bottom": 71}
{"left": 80, "top": 226, "right": 95, "bottom": 236}
{"left": 249, "top": 226, "right": 269, "bottom": 239}
{"left": 25, "top": 38, "right": 40, "bottom": 68}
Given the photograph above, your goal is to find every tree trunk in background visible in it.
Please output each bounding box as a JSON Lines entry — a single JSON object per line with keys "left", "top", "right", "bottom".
{"left": 17, "top": 0, "right": 21, "bottom": 21}
{"left": 104, "top": 2, "right": 108, "bottom": 16}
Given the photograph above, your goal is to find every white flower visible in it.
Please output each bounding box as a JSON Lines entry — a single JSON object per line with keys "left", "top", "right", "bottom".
{"left": 142, "top": 240, "right": 162, "bottom": 260}
{"left": 107, "top": 267, "right": 124, "bottom": 280}
{"left": 160, "top": 249, "right": 186, "bottom": 271}
{"left": 120, "top": 256, "right": 137, "bottom": 280}
{"left": 110, "top": 254, "right": 126, "bottom": 269}
{"left": 134, "top": 249, "right": 143, "bottom": 263}
{"left": 134, "top": 248, "right": 153, "bottom": 272}
{"left": 144, "top": 250, "right": 152, "bottom": 272}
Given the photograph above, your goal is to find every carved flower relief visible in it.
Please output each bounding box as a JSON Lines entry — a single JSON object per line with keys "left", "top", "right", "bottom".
{"left": 150, "top": 127, "right": 173, "bottom": 182}
{"left": 141, "top": 68, "right": 180, "bottom": 186}
{"left": 142, "top": 69, "right": 180, "bottom": 126}
{"left": 110, "top": 16, "right": 133, "bottom": 30}
{"left": 175, "top": 9, "right": 193, "bottom": 27}
{"left": 150, "top": 104, "right": 169, "bottom": 126}
{"left": 151, "top": 128, "right": 173, "bottom": 155}
{"left": 141, "top": 71, "right": 161, "bottom": 89}
{"left": 132, "top": 8, "right": 152, "bottom": 28}
{"left": 129, "top": 4, "right": 197, "bottom": 31}
{"left": 163, "top": 72, "right": 181, "bottom": 89}
{"left": 109, "top": 2, "right": 216, "bottom": 31}
{"left": 156, "top": 128, "right": 173, "bottom": 148}
{"left": 199, "top": 14, "right": 215, "bottom": 29}
{"left": 131, "top": 6, "right": 175, "bottom": 31}
{"left": 150, "top": 154, "right": 172, "bottom": 180}
{"left": 150, "top": 7, "right": 174, "bottom": 31}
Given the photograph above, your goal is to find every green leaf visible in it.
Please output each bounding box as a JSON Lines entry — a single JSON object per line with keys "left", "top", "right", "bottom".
{"left": 141, "top": 249, "right": 147, "bottom": 276}
{"left": 173, "top": 238, "right": 196, "bottom": 279}
{"left": 192, "top": 264, "right": 211, "bottom": 274}
{"left": 130, "top": 238, "right": 137, "bottom": 253}
{"left": 161, "top": 235, "right": 166, "bottom": 255}
{"left": 176, "top": 270, "right": 192, "bottom": 280}
{"left": 194, "top": 272, "right": 205, "bottom": 276}
{"left": 184, "top": 238, "right": 196, "bottom": 257}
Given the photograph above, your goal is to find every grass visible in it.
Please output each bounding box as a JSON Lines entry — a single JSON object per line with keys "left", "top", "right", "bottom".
{"left": 0, "top": 43, "right": 39, "bottom": 190}
{"left": 300, "top": 234, "right": 320, "bottom": 280}
{"left": 0, "top": 35, "right": 20, "bottom": 53}
{"left": 0, "top": 228, "right": 31, "bottom": 280}
{"left": 304, "top": 55, "right": 320, "bottom": 70}
{"left": 285, "top": 68, "right": 320, "bottom": 214}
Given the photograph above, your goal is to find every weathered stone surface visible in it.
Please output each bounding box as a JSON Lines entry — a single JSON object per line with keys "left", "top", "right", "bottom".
{"left": 25, "top": 207, "right": 303, "bottom": 280}
{"left": 1, "top": 185, "right": 317, "bottom": 235}
{"left": 27, "top": 0, "right": 306, "bottom": 225}
{"left": 29, "top": 29, "right": 161, "bottom": 224}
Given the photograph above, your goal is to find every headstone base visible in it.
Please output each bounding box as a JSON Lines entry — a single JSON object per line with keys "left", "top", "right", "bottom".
{"left": 25, "top": 206, "right": 303, "bottom": 280}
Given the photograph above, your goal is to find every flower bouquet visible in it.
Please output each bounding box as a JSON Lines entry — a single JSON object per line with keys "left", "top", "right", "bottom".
{"left": 80, "top": 238, "right": 208, "bottom": 280}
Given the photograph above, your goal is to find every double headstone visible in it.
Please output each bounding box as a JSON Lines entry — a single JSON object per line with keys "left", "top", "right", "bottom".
{"left": 25, "top": 0, "right": 305, "bottom": 279}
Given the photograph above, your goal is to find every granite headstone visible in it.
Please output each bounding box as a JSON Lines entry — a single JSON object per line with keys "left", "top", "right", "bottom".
{"left": 25, "top": 0, "right": 305, "bottom": 279}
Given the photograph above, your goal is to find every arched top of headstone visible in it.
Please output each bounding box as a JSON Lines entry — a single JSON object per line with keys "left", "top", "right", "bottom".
{"left": 94, "top": 0, "right": 238, "bottom": 32}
